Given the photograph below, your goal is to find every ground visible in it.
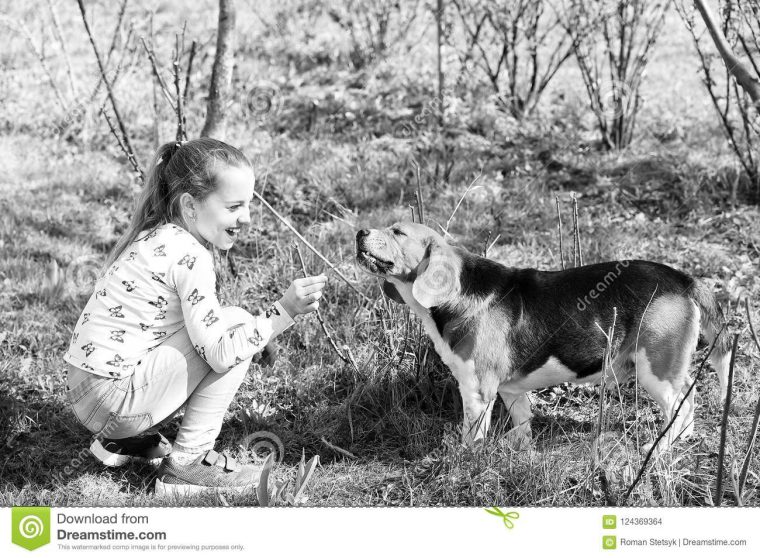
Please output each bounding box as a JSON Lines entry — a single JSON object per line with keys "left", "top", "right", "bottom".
{"left": 0, "top": 1, "right": 759, "bottom": 507}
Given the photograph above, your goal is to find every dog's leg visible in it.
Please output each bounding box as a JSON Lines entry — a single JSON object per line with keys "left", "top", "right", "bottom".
{"left": 458, "top": 376, "right": 497, "bottom": 445}
{"left": 497, "top": 389, "right": 533, "bottom": 449}
{"left": 637, "top": 346, "right": 697, "bottom": 454}
{"left": 636, "top": 295, "right": 700, "bottom": 454}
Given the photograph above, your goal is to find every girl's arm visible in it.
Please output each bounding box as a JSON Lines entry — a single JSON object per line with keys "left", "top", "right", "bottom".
{"left": 169, "top": 248, "right": 294, "bottom": 373}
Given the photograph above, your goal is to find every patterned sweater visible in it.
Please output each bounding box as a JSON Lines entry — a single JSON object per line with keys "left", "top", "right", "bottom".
{"left": 64, "top": 223, "right": 294, "bottom": 378}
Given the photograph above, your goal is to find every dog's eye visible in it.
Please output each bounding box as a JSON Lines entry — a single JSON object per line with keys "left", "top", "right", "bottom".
{"left": 392, "top": 228, "right": 405, "bottom": 237}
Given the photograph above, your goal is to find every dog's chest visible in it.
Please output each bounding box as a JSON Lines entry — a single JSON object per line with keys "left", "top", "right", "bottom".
{"left": 395, "top": 284, "right": 474, "bottom": 382}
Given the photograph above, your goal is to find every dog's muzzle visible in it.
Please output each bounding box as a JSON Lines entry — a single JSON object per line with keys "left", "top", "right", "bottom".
{"left": 356, "top": 230, "right": 394, "bottom": 274}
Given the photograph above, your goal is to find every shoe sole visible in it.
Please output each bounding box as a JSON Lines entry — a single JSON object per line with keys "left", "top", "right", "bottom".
{"left": 90, "top": 439, "right": 165, "bottom": 468}
{"left": 154, "top": 478, "right": 257, "bottom": 497}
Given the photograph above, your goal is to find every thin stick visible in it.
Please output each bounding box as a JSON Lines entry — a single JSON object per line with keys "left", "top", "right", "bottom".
{"left": 76, "top": 0, "right": 143, "bottom": 181}
{"left": 88, "top": 19, "right": 135, "bottom": 109}
{"left": 622, "top": 324, "right": 726, "bottom": 504}
{"left": 572, "top": 193, "right": 583, "bottom": 266}
{"left": 445, "top": 170, "right": 482, "bottom": 233}
{"left": 140, "top": 36, "right": 176, "bottom": 111}
{"left": 45, "top": 0, "right": 78, "bottom": 98}
{"left": 320, "top": 436, "right": 358, "bottom": 460}
{"left": 409, "top": 205, "right": 416, "bottom": 223}
{"left": 105, "top": 0, "right": 129, "bottom": 67}
{"left": 715, "top": 333, "right": 739, "bottom": 506}
{"left": 183, "top": 40, "right": 198, "bottom": 103}
{"left": 556, "top": 195, "right": 565, "bottom": 270}
{"left": 594, "top": 308, "right": 617, "bottom": 452}
{"left": 0, "top": 16, "right": 68, "bottom": 112}
{"left": 253, "top": 189, "right": 369, "bottom": 302}
{"left": 173, "top": 33, "right": 186, "bottom": 141}
{"left": 413, "top": 160, "right": 425, "bottom": 224}
{"left": 739, "top": 299, "right": 760, "bottom": 495}
{"left": 294, "top": 243, "right": 359, "bottom": 374}
{"left": 102, "top": 109, "right": 129, "bottom": 156}
{"left": 482, "top": 230, "right": 492, "bottom": 257}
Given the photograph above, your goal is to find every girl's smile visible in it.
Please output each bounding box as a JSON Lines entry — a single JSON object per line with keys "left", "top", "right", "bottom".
{"left": 184, "top": 165, "right": 255, "bottom": 250}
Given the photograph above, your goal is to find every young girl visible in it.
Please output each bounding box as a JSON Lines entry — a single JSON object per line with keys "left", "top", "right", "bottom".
{"left": 64, "top": 138, "right": 326, "bottom": 495}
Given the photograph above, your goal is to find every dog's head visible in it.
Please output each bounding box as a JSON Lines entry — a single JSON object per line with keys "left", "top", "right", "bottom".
{"left": 355, "top": 222, "right": 461, "bottom": 308}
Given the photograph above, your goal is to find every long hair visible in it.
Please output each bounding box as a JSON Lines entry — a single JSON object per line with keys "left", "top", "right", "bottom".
{"left": 102, "top": 138, "right": 252, "bottom": 272}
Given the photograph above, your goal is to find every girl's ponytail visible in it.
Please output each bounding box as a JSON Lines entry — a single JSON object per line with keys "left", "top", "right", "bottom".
{"left": 101, "top": 142, "right": 179, "bottom": 271}
{"left": 101, "top": 137, "right": 251, "bottom": 274}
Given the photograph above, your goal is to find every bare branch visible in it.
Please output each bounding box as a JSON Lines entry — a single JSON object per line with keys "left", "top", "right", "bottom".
{"left": 76, "top": 0, "right": 143, "bottom": 181}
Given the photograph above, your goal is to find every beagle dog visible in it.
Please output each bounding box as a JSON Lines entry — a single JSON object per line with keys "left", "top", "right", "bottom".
{"left": 355, "top": 222, "right": 730, "bottom": 451}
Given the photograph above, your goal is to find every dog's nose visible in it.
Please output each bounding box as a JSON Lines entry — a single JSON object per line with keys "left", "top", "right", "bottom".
{"left": 356, "top": 229, "right": 370, "bottom": 240}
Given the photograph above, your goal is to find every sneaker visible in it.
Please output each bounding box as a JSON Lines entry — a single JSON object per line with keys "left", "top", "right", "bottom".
{"left": 90, "top": 432, "right": 172, "bottom": 467}
{"left": 154, "top": 449, "right": 264, "bottom": 496}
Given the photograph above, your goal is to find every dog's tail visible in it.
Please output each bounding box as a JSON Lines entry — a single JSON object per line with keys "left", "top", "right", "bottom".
{"left": 688, "top": 280, "right": 731, "bottom": 400}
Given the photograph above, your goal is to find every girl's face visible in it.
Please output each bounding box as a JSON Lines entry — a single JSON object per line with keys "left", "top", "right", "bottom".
{"left": 185, "top": 164, "right": 255, "bottom": 250}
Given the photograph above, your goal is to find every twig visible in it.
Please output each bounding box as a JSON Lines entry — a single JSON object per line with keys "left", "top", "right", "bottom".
{"left": 556, "top": 195, "right": 565, "bottom": 270}
{"left": 739, "top": 299, "right": 760, "bottom": 496}
{"left": 294, "top": 243, "right": 360, "bottom": 374}
{"left": 715, "top": 333, "right": 739, "bottom": 506}
{"left": 0, "top": 16, "right": 68, "bottom": 112}
{"left": 572, "top": 193, "right": 583, "bottom": 266}
{"left": 413, "top": 160, "right": 425, "bottom": 224}
{"left": 89, "top": 20, "right": 135, "bottom": 110}
{"left": 45, "top": 0, "right": 78, "bottom": 98}
{"left": 173, "top": 32, "right": 187, "bottom": 141}
{"left": 594, "top": 308, "right": 617, "bottom": 452}
{"left": 482, "top": 230, "right": 492, "bottom": 257}
{"left": 253, "top": 189, "right": 370, "bottom": 302}
{"left": 622, "top": 323, "right": 727, "bottom": 504}
{"left": 105, "top": 0, "right": 129, "bottom": 67}
{"left": 183, "top": 40, "right": 198, "bottom": 103}
{"left": 445, "top": 170, "right": 482, "bottom": 233}
{"left": 140, "top": 36, "right": 176, "bottom": 111}
{"left": 76, "top": 0, "right": 143, "bottom": 181}
{"left": 320, "top": 436, "right": 358, "bottom": 460}
{"left": 102, "top": 109, "right": 129, "bottom": 157}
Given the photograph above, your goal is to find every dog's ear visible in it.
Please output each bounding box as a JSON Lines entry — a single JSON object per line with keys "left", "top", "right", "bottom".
{"left": 382, "top": 280, "right": 406, "bottom": 304}
{"left": 412, "top": 241, "right": 460, "bottom": 308}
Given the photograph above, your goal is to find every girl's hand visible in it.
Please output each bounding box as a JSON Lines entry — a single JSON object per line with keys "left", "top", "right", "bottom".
{"left": 279, "top": 275, "right": 327, "bottom": 317}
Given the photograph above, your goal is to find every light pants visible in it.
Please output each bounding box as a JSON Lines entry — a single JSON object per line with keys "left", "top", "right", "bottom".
{"left": 65, "top": 307, "right": 253, "bottom": 454}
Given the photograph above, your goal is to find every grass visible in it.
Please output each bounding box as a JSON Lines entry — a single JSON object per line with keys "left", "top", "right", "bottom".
{"left": 1, "top": 1, "right": 759, "bottom": 507}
